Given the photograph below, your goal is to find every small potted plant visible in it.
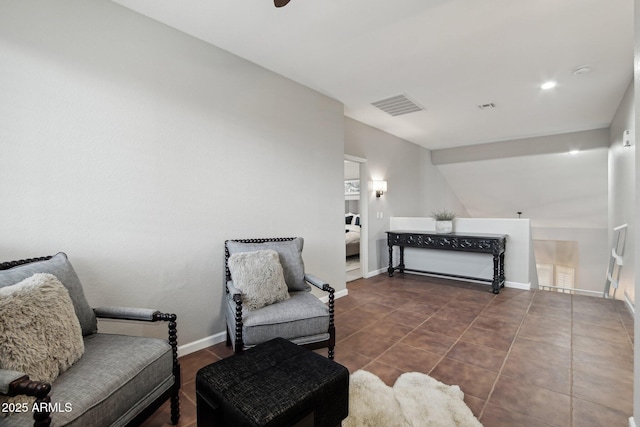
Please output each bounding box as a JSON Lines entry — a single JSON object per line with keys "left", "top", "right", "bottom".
{"left": 432, "top": 209, "right": 456, "bottom": 234}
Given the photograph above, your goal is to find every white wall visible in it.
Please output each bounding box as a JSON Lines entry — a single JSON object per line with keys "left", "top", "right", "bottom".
{"left": 0, "top": 0, "right": 346, "bottom": 348}
{"left": 344, "top": 117, "right": 467, "bottom": 276}
{"left": 609, "top": 80, "right": 635, "bottom": 303}
{"left": 419, "top": 150, "right": 469, "bottom": 218}
{"left": 433, "top": 134, "right": 610, "bottom": 294}
{"left": 435, "top": 146, "right": 609, "bottom": 228}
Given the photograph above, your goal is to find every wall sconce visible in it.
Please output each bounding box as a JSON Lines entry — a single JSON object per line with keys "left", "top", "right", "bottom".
{"left": 373, "top": 180, "right": 387, "bottom": 198}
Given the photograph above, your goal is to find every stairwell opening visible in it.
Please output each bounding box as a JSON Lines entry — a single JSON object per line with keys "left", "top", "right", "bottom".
{"left": 534, "top": 239, "right": 580, "bottom": 294}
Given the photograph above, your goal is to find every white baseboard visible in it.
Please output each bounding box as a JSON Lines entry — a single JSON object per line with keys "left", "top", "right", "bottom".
{"left": 178, "top": 331, "right": 226, "bottom": 357}
{"left": 365, "top": 268, "right": 386, "bottom": 278}
{"left": 367, "top": 268, "right": 531, "bottom": 291}
{"left": 505, "top": 281, "right": 531, "bottom": 291}
{"left": 629, "top": 416, "right": 636, "bottom": 427}
{"left": 320, "top": 288, "right": 349, "bottom": 303}
{"left": 624, "top": 290, "right": 635, "bottom": 317}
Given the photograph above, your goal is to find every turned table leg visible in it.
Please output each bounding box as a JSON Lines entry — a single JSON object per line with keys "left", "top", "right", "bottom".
{"left": 492, "top": 253, "right": 500, "bottom": 294}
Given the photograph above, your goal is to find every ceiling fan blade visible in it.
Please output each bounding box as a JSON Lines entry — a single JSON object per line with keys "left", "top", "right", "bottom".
{"left": 274, "top": 0, "right": 291, "bottom": 7}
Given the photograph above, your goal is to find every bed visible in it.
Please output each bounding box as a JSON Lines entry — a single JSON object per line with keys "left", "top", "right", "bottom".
{"left": 345, "top": 213, "right": 361, "bottom": 257}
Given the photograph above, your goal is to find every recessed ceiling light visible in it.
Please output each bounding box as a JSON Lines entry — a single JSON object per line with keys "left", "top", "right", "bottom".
{"left": 569, "top": 149, "right": 580, "bottom": 155}
{"left": 541, "top": 81, "right": 557, "bottom": 90}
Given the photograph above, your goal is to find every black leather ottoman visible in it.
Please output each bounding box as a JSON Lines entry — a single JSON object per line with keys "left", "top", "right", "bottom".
{"left": 196, "top": 338, "right": 349, "bottom": 427}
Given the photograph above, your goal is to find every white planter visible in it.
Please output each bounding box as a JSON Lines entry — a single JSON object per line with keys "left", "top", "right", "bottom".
{"left": 435, "top": 220, "right": 453, "bottom": 234}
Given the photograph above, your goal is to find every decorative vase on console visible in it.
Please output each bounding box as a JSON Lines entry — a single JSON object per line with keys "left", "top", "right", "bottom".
{"left": 432, "top": 210, "right": 456, "bottom": 234}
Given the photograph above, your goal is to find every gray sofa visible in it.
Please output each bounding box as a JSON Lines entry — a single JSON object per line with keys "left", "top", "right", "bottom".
{"left": 0, "top": 253, "right": 180, "bottom": 427}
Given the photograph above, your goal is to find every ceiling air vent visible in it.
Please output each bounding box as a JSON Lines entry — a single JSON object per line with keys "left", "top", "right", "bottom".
{"left": 478, "top": 103, "right": 496, "bottom": 110}
{"left": 371, "top": 94, "right": 423, "bottom": 117}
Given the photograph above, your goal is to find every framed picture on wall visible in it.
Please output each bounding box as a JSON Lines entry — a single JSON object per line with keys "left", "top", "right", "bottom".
{"left": 344, "top": 179, "right": 360, "bottom": 197}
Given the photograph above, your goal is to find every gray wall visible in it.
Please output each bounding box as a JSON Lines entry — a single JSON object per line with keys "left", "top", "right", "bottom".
{"left": 609, "top": 80, "right": 635, "bottom": 303}
{"left": 344, "top": 117, "right": 467, "bottom": 274}
{"left": 0, "top": 0, "right": 346, "bottom": 346}
{"left": 344, "top": 117, "right": 420, "bottom": 273}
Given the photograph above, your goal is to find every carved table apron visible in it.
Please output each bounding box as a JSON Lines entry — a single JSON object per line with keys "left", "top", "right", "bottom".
{"left": 386, "top": 230, "right": 507, "bottom": 294}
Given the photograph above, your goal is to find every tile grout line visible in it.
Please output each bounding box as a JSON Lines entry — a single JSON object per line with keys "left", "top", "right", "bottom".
{"left": 356, "top": 286, "right": 486, "bottom": 377}
{"left": 425, "top": 291, "right": 498, "bottom": 379}
{"left": 334, "top": 289, "right": 419, "bottom": 365}
{"left": 165, "top": 279, "right": 633, "bottom": 426}
{"left": 371, "top": 287, "right": 494, "bottom": 373}
{"left": 359, "top": 287, "right": 453, "bottom": 373}
{"left": 476, "top": 291, "right": 536, "bottom": 421}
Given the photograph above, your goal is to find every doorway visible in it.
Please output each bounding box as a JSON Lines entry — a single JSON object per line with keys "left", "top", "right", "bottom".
{"left": 344, "top": 155, "right": 367, "bottom": 281}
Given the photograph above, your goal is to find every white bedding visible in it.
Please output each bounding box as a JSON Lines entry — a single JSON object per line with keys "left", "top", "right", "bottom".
{"left": 346, "top": 226, "right": 360, "bottom": 245}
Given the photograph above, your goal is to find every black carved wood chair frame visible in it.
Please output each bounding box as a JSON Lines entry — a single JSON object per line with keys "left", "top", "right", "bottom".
{"left": 0, "top": 256, "right": 181, "bottom": 427}
{"left": 224, "top": 237, "right": 336, "bottom": 359}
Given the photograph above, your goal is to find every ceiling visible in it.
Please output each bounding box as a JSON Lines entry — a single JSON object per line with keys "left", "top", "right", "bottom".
{"left": 113, "top": 0, "right": 633, "bottom": 151}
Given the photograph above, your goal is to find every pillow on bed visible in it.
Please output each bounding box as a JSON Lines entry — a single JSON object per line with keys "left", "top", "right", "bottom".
{"left": 346, "top": 224, "right": 360, "bottom": 233}
{"left": 346, "top": 213, "right": 361, "bottom": 226}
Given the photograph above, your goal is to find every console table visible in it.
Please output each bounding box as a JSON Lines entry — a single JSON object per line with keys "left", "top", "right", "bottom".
{"left": 386, "top": 230, "right": 507, "bottom": 294}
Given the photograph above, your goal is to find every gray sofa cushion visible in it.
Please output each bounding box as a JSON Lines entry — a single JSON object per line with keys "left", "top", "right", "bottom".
{"left": 226, "top": 238, "right": 309, "bottom": 292}
{"left": 1, "top": 334, "right": 174, "bottom": 427}
{"left": 0, "top": 370, "right": 25, "bottom": 395}
{"left": 0, "top": 253, "right": 97, "bottom": 336}
{"left": 226, "top": 291, "right": 329, "bottom": 348}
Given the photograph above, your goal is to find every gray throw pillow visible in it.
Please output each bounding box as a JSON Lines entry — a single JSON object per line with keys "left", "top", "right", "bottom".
{"left": 227, "top": 250, "right": 290, "bottom": 310}
{"left": 226, "top": 238, "right": 310, "bottom": 291}
{"left": 0, "top": 253, "right": 97, "bottom": 336}
{"left": 0, "top": 273, "right": 85, "bottom": 405}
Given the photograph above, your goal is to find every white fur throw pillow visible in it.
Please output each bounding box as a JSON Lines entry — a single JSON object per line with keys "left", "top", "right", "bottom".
{"left": 228, "top": 250, "right": 290, "bottom": 310}
{"left": 0, "top": 273, "right": 85, "bottom": 405}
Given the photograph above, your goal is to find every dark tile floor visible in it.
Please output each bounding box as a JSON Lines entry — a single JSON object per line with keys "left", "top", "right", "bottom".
{"left": 142, "top": 273, "right": 634, "bottom": 427}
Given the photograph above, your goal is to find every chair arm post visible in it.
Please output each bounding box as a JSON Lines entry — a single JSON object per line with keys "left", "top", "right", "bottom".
{"left": 152, "top": 312, "right": 179, "bottom": 364}
{"left": 8, "top": 376, "right": 52, "bottom": 427}
{"left": 322, "top": 284, "right": 335, "bottom": 327}
{"left": 233, "top": 294, "right": 244, "bottom": 354}
{"left": 323, "top": 284, "right": 336, "bottom": 360}
{"left": 153, "top": 312, "right": 180, "bottom": 425}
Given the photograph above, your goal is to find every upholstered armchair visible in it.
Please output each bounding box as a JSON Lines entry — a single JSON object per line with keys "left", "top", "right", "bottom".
{"left": 0, "top": 253, "right": 180, "bottom": 427}
{"left": 224, "top": 237, "right": 336, "bottom": 359}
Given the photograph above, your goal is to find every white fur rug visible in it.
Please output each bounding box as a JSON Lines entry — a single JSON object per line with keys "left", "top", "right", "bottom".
{"left": 343, "top": 370, "right": 483, "bottom": 427}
